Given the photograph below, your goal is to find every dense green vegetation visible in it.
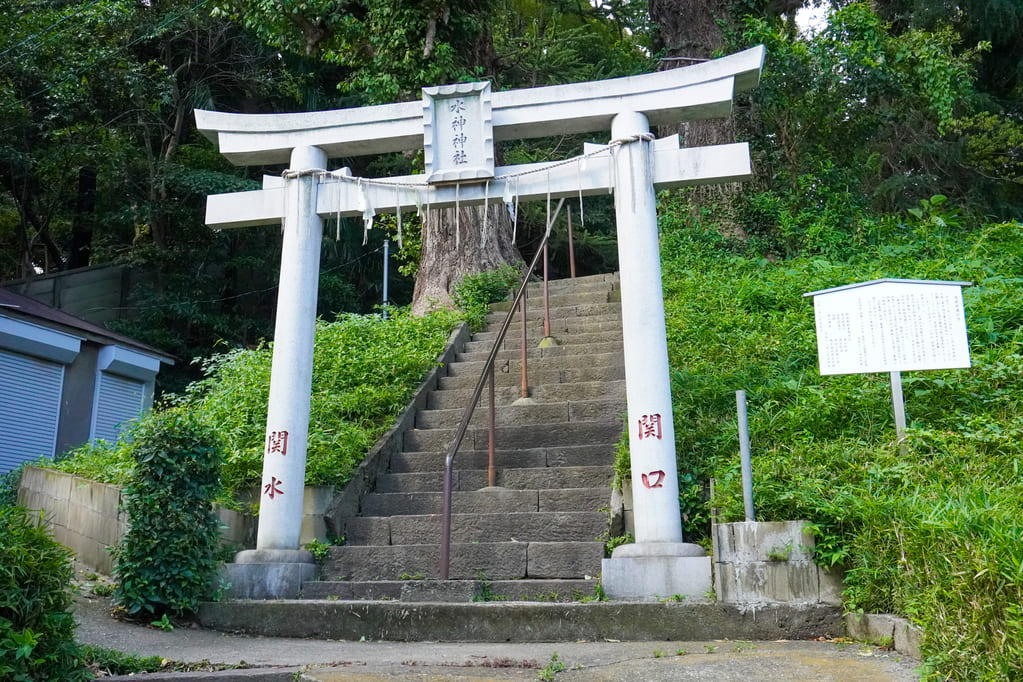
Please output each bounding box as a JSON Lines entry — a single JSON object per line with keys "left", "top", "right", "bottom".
{"left": 52, "top": 308, "right": 462, "bottom": 501}
{"left": 0, "top": 507, "right": 90, "bottom": 681}
{"left": 642, "top": 191, "right": 1023, "bottom": 679}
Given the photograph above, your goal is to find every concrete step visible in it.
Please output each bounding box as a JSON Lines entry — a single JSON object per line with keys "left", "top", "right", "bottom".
{"left": 453, "top": 341, "right": 623, "bottom": 365}
{"left": 437, "top": 364, "right": 625, "bottom": 390}
{"left": 346, "top": 511, "right": 607, "bottom": 545}
{"left": 485, "top": 304, "right": 621, "bottom": 328}
{"left": 300, "top": 580, "right": 402, "bottom": 600}
{"left": 299, "top": 578, "right": 601, "bottom": 602}
{"left": 414, "top": 397, "right": 624, "bottom": 430}
{"left": 480, "top": 315, "right": 622, "bottom": 337}
{"left": 444, "top": 352, "right": 622, "bottom": 378}
{"left": 425, "top": 380, "right": 625, "bottom": 410}
{"left": 488, "top": 294, "right": 617, "bottom": 314}
{"left": 524, "top": 273, "right": 619, "bottom": 295}
{"left": 466, "top": 329, "right": 622, "bottom": 352}
{"left": 403, "top": 421, "right": 623, "bottom": 453}
{"left": 389, "top": 444, "right": 616, "bottom": 472}
{"left": 322, "top": 541, "right": 604, "bottom": 580}
{"left": 361, "top": 487, "right": 612, "bottom": 517}
{"left": 375, "top": 465, "right": 614, "bottom": 494}
{"left": 199, "top": 600, "right": 843, "bottom": 642}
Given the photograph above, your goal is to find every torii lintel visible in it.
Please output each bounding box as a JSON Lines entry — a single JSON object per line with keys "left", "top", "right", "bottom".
{"left": 194, "top": 46, "right": 765, "bottom": 166}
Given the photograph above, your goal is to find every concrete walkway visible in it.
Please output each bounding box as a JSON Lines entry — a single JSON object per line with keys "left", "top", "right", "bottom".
{"left": 74, "top": 593, "right": 921, "bottom": 681}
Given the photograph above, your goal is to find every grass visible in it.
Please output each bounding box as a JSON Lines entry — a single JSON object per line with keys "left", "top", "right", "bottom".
{"left": 640, "top": 195, "right": 1023, "bottom": 679}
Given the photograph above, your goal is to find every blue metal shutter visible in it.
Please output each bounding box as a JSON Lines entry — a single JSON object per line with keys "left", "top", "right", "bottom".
{"left": 0, "top": 349, "right": 64, "bottom": 472}
{"left": 91, "top": 372, "right": 145, "bottom": 443}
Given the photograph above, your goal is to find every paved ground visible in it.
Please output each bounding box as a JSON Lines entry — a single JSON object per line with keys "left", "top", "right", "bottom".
{"left": 74, "top": 592, "right": 922, "bottom": 680}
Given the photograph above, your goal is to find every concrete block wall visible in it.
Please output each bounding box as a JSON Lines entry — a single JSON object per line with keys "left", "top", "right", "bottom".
{"left": 17, "top": 466, "right": 127, "bottom": 573}
{"left": 234, "top": 484, "right": 334, "bottom": 547}
{"left": 17, "top": 467, "right": 272, "bottom": 573}
{"left": 713, "top": 520, "right": 844, "bottom": 606}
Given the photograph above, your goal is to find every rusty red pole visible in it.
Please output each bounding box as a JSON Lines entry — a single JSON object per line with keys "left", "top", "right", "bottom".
{"left": 542, "top": 240, "right": 551, "bottom": 340}
{"left": 487, "top": 364, "right": 496, "bottom": 487}
{"left": 520, "top": 297, "right": 528, "bottom": 399}
{"left": 567, "top": 205, "right": 576, "bottom": 278}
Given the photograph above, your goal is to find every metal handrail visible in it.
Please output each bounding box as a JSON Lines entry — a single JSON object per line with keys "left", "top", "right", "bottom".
{"left": 439, "top": 198, "right": 566, "bottom": 579}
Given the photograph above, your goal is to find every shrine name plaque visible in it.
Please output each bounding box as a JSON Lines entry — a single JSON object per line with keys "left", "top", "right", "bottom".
{"left": 423, "top": 81, "right": 495, "bottom": 184}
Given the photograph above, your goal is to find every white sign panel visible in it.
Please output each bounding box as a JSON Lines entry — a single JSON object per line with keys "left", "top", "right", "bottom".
{"left": 809, "top": 280, "right": 971, "bottom": 375}
{"left": 422, "top": 81, "right": 495, "bottom": 184}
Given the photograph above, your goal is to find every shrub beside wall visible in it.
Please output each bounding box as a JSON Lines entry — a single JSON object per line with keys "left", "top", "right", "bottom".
{"left": 112, "top": 408, "right": 224, "bottom": 617}
{"left": 0, "top": 506, "right": 89, "bottom": 681}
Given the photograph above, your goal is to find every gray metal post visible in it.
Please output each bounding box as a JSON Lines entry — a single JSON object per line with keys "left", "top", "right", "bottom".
{"left": 736, "top": 389, "right": 755, "bottom": 522}
{"left": 891, "top": 370, "right": 907, "bottom": 455}
{"left": 382, "top": 239, "right": 390, "bottom": 319}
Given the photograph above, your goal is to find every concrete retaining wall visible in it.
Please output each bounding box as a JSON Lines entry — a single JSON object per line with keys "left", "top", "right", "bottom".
{"left": 845, "top": 612, "right": 922, "bottom": 659}
{"left": 713, "top": 520, "right": 843, "bottom": 606}
{"left": 18, "top": 466, "right": 127, "bottom": 573}
{"left": 233, "top": 484, "right": 334, "bottom": 546}
{"left": 17, "top": 467, "right": 260, "bottom": 573}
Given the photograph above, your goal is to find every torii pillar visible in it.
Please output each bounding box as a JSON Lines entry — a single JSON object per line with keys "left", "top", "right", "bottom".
{"left": 196, "top": 46, "right": 764, "bottom": 600}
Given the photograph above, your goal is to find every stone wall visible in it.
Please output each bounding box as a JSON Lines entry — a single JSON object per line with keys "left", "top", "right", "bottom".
{"left": 18, "top": 466, "right": 127, "bottom": 573}
{"left": 713, "top": 520, "right": 844, "bottom": 606}
{"left": 17, "top": 466, "right": 260, "bottom": 574}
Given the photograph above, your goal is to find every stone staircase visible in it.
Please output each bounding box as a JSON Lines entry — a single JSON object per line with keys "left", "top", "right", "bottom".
{"left": 301, "top": 273, "right": 625, "bottom": 602}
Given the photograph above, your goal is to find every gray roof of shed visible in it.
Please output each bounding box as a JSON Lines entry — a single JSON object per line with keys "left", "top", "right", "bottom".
{"left": 0, "top": 288, "right": 175, "bottom": 364}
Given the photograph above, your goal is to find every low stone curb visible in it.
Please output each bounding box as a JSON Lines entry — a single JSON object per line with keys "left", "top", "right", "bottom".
{"left": 845, "top": 612, "right": 922, "bottom": 659}
{"left": 199, "top": 601, "right": 844, "bottom": 643}
{"left": 101, "top": 668, "right": 302, "bottom": 682}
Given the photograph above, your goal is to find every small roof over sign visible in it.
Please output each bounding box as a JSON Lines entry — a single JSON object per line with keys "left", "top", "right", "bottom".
{"left": 803, "top": 278, "right": 972, "bottom": 298}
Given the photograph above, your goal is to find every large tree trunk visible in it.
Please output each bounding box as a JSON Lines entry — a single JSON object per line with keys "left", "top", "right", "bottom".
{"left": 68, "top": 166, "right": 97, "bottom": 270}
{"left": 650, "top": 0, "right": 744, "bottom": 235}
{"left": 410, "top": 201, "right": 522, "bottom": 315}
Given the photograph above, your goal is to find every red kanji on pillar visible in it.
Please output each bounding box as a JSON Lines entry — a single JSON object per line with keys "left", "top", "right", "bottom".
{"left": 641, "top": 470, "right": 666, "bottom": 488}
{"left": 637, "top": 413, "right": 662, "bottom": 440}
{"left": 267, "top": 430, "right": 289, "bottom": 455}
{"left": 263, "top": 476, "right": 284, "bottom": 499}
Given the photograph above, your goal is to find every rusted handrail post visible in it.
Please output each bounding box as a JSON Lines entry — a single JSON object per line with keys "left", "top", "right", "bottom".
{"left": 567, "top": 205, "right": 576, "bottom": 278}
{"left": 439, "top": 198, "right": 565, "bottom": 579}
{"left": 519, "top": 296, "right": 528, "bottom": 399}
{"left": 488, "top": 364, "right": 496, "bottom": 487}
{"left": 542, "top": 240, "right": 552, "bottom": 340}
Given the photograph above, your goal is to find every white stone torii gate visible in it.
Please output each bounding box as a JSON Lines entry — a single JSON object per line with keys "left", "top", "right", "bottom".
{"left": 196, "top": 45, "right": 764, "bottom": 599}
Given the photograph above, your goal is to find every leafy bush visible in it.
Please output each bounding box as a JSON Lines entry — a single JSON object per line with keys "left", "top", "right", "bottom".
{"left": 47, "top": 438, "right": 136, "bottom": 486}
{"left": 0, "top": 462, "right": 34, "bottom": 510}
{"left": 0, "top": 507, "right": 89, "bottom": 681}
{"left": 451, "top": 265, "right": 521, "bottom": 331}
{"left": 112, "top": 408, "right": 224, "bottom": 617}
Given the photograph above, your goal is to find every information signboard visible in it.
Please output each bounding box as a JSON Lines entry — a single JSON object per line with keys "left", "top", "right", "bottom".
{"left": 804, "top": 279, "right": 971, "bottom": 376}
